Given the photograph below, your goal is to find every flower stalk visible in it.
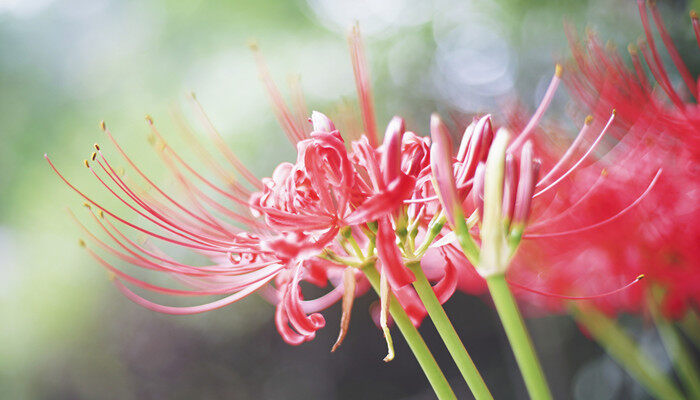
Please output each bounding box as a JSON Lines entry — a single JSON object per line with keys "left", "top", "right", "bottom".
{"left": 407, "top": 261, "right": 494, "bottom": 400}
{"left": 487, "top": 274, "right": 552, "bottom": 400}
{"left": 572, "top": 305, "right": 685, "bottom": 400}
{"left": 362, "top": 264, "right": 457, "bottom": 400}
{"left": 480, "top": 129, "right": 552, "bottom": 399}
{"left": 648, "top": 291, "right": 700, "bottom": 399}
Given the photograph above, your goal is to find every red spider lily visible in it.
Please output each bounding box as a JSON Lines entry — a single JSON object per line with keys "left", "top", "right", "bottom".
{"left": 503, "top": 1, "right": 700, "bottom": 318}
{"left": 427, "top": 62, "right": 658, "bottom": 302}
{"left": 46, "top": 25, "right": 465, "bottom": 353}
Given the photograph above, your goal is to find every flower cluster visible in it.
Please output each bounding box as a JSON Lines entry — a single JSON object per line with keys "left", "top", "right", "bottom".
{"left": 47, "top": 18, "right": 672, "bottom": 358}
{"left": 504, "top": 0, "right": 699, "bottom": 318}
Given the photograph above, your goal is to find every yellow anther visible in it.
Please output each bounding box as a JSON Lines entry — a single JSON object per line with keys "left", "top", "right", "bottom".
{"left": 555, "top": 63, "right": 563, "bottom": 78}
{"left": 83, "top": 159, "right": 90, "bottom": 168}
{"left": 78, "top": 238, "right": 86, "bottom": 247}
{"left": 99, "top": 120, "right": 106, "bottom": 131}
{"left": 91, "top": 152, "right": 96, "bottom": 161}
{"left": 584, "top": 115, "right": 594, "bottom": 125}
{"left": 94, "top": 143, "right": 100, "bottom": 151}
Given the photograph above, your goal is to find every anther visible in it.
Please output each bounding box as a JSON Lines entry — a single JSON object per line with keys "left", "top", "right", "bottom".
{"left": 78, "top": 238, "right": 86, "bottom": 247}
{"left": 94, "top": 143, "right": 100, "bottom": 151}
{"left": 636, "top": 274, "right": 645, "bottom": 280}
{"left": 628, "top": 43, "right": 638, "bottom": 55}
{"left": 99, "top": 121, "right": 106, "bottom": 131}
{"left": 91, "top": 152, "right": 96, "bottom": 161}
{"left": 601, "top": 168, "right": 608, "bottom": 177}
{"left": 98, "top": 210, "right": 104, "bottom": 219}
{"left": 82, "top": 202, "right": 91, "bottom": 209}
{"left": 145, "top": 115, "right": 154, "bottom": 125}
{"left": 584, "top": 115, "right": 594, "bottom": 125}
{"left": 691, "top": 10, "right": 698, "bottom": 20}
{"left": 555, "top": 63, "right": 563, "bottom": 78}
{"left": 83, "top": 159, "right": 90, "bottom": 168}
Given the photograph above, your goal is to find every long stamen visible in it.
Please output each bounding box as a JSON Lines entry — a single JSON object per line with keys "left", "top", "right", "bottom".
{"left": 526, "top": 169, "right": 662, "bottom": 238}
{"left": 537, "top": 115, "right": 593, "bottom": 186}
{"left": 348, "top": 23, "right": 379, "bottom": 147}
{"left": 112, "top": 272, "right": 276, "bottom": 315}
{"left": 637, "top": 1, "right": 686, "bottom": 108}
{"left": 692, "top": 10, "right": 700, "bottom": 49}
{"left": 534, "top": 111, "right": 615, "bottom": 198}
{"left": 507, "top": 275, "right": 644, "bottom": 300}
{"left": 187, "top": 93, "right": 263, "bottom": 189}
{"left": 45, "top": 155, "right": 226, "bottom": 253}
{"left": 249, "top": 42, "right": 306, "bottom": 143}
{"left": 86, "top": 160, "right": 229, "bottom": 247}
{"left": 509, "top": 64, "right": 562, "bottom": 152}
{"left": 170, "top": 106, "right": 251, "bottom": 198}
{"left": 648, "top": 1, "right": 697, "bottom": 99}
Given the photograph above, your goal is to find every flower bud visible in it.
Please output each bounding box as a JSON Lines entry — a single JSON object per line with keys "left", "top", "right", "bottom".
{"left": 429, "top": 113, "right": 463, "bottom": 228}
{"left": 311, "top": 110, "right": 335, "bottom": 133}
{"left": 479, "top": 128, "right": 511, "bottom": 277}
{"left": 381, "top": 116, "right": 406, "bottom": 185}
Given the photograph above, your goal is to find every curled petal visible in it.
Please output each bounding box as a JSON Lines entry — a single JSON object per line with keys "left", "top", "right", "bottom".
{"left": 344, "top": 174, "right": 416, "bottom": 225}
{"left": 432, "top": 249, "right": 459, "bottom": 304}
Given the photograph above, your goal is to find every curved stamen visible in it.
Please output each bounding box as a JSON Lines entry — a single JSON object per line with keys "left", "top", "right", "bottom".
{"left": 45, "top": 155, "right": 226, "bottom": 252}
{"left": 692, "top": 10, "right": 700, "bottom": 49}
{"left": 537, "top": 116, "right": 593, "bottom": 186}
{"left": 187, "top": 93, "right": 263, "bottom": 189}
{"left": 348, "top": 23, "right": 378, "bottom": 147}
{"left": 112, "top": 272, "right": 276, "bottom": 315}
{"left": 507, "top": 274, "right": 644, "bottom": 300}
{"left": 648, "top": 1, "right": 697, "bottom": 100}
{"left": 534, "top": 111, "right": 615, "bottom": 198}
{"left": 509, "top": 64, "right": 562, "bottom": 152}
{"left": 526, "top": 169, "right": 662, "bottom": 238}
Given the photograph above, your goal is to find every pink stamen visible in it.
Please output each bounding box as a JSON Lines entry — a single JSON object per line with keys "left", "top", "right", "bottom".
{"left": 112, "top": 272, "right": 275, "bottom": 315}
{"left": 45, "top": 155, "right": 226, "bottom": 253}
{"left": 348, "top": 24, "right": 378, "bottom": 147}
{"left": 537, "top": 116, "right": 593, "bottom": 186}
{"left": 534, "top": 111, "right": 615, "bottom": 198}
{"left": 648, "top": 2, "right": 698, "bottom": 100}
{"left": 507, "top": 274, "right": 645, "bottom": 300}
{"left": 526, "top": 169, "right": 662, "bottom": 238}
{"left": 249, "top": 44, "right": 306, "bottom": 143}
{"left": 692, "top": 11, "right": 700, "bottom": 49}
{"left": 509, "top": 64, "right": 563, "bottom": 152}
{"left": 637, "top": 1, "right": 686, "bottom": 108}
{"left": 170, "top": 106, "right": 250, "bottom": 198}
{"left": 187, "top": 94, "right": 263, "bottom": 189}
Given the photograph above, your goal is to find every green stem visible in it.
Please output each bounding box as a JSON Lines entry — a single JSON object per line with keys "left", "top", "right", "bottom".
{"left": 408, "top": 262, "right": 494, "bottom": 400}
{"left": 572, "top": 306, "right": 685, "bottom": 400}
{"left": 486, "top": 274, "right": 552, "bottom": 400}
{"left": 362, "top": 265, "right": 457, "bottom": 400}
{"left": 679, "top": 311, "right": 700, "bottom": 350}
{"left": 649, "top": 296, "right": 700, "bottom": 399}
